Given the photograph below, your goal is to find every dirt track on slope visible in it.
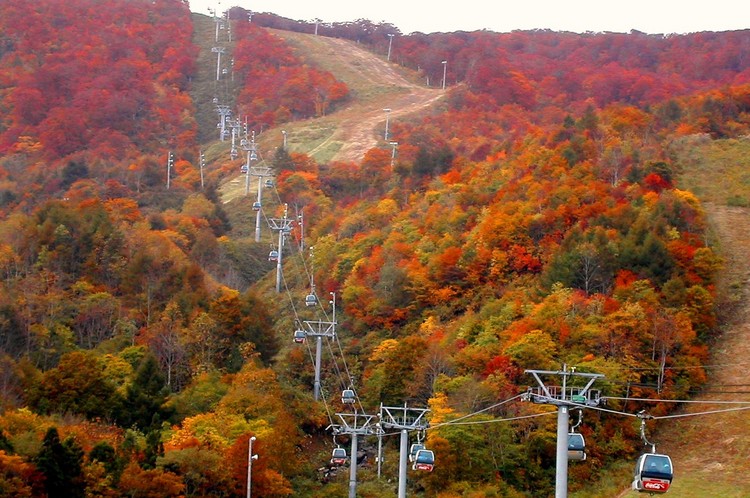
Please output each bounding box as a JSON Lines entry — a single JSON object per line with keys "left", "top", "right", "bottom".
{"left": 219, "top": 30, "right": 445, "bottom": 203}
{"left": 269, "top": 30, "right": 446, "bottom": 164}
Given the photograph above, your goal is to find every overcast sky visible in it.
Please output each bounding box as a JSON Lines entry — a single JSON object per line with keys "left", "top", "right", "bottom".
{"left": 188, "top": 0, "right": 750, "bottom": 35}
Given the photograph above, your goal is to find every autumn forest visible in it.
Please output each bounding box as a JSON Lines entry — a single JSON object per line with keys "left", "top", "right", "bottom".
{"left": 1, "top": 0, "right": 750, "bottom": 496}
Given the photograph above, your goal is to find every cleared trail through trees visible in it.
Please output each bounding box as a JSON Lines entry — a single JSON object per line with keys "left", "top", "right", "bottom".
{"left": 615, "top": 204, "right": 750, "bottom": 498}
{"left": 219, "top": 29, "right": 444, "bottom": 203}
{"left": 265, "top": 29, "right": 445, "bottom": 164}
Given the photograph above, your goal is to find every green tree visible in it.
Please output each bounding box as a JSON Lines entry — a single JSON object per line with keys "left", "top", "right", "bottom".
{"left": 32, "top": 351, "right": 122, "bottom": 420}
{"left": 35, "top": 427, "right": 85, "bottom": 498}
{"left": 118, "top": 354, "right": 173, "bottom": 430}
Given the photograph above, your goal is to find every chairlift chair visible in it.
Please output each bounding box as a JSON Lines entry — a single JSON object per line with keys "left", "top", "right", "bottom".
{"left": 330, "top": 447, "right": 348, "bottom": 466}
{"left": 341, "top": 389, "right": 356, "bottom": 404}
{"left": 408, "top": 443, "right": 424, "bottom": 463}
{"left": 412, "top": 449, "right": 435, "bottom": 472}
{"left": 632, "top": 453, "right": 673, "bottom": 494}
{"left": 567, "top": 432, "right": 586, "bottom": 461}
{"left": 293, "top": 330, "right": 306, "bottom": 344}
{"left": 305, "top": 293, "right": 318, "bottom": 307}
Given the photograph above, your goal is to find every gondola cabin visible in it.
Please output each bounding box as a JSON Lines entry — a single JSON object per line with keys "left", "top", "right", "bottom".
{"left": 632, "top": 453, "right": 673, "bottom": 494}
{"left": 412, "top": 449, "right": 435, "bottom": 472}
{"left": 341, "top": 389, "right": 356, "bottom": 404}
{"left": 252, "top": 201, "right": 261, "bottom": 211}
{"left": 264, "top": 179, "right": 274, "bottom": 188}
{"left": 268, "top": 250, "right": 278, "bottom": 262}
{"left": 305, "top": 293, "right": 318, "bottom": 307}
{"left": 330, "top": 447, "right": 348, "bottom": 466}
{"left": 567, "top": 433, "right": 586, "bottom": 461}
{"left": 408, "top": 443, "right": 424, "bottom": 463}
{"left": 240, "top": 165, "right": 249, "bottom": 173}
{"left": 293, "top": 330, "right": 306, "bottom": 343}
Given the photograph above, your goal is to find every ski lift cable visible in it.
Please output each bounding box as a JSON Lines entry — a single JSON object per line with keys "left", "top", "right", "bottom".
{"left": 652, "top": 404, "right": 750, "bottom": 420}
{"left": 604, "top": 396, "right": 750, "bottom": 405}
{"left": 330, "top": 330, "right": 365, "bottom": 411}
{"left": 432, "top": 411, "right": 558, "bottom": 427}
{"left": 428, "top": 393, "right": 527, "bottom": 429}
{"left": 623, "top": 362, "right": 750, "bottom": 371}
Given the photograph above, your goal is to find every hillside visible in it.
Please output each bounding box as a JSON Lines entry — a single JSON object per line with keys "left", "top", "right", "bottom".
{"left": 208, "top": 27, "right": 445, "bottom": 204}
{"left": 252, "top": 33, "right": 750, "bottom": 498}
{"left": 640, "top": 141, "right": 750, "bottom": 497}
{"left": 3, "top": 2, "right": 750, "bottom": 497}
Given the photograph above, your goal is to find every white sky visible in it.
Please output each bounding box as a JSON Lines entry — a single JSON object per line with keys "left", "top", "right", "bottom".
{"left": 187, "top": 0, "right": 750, "bottom": 35}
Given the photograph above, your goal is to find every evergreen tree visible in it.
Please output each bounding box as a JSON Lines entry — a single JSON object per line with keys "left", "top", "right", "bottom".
{"left": 35, "top": 427, "right": 84, "bottom": 498}
{"left": 118, "top": 354, "right": 173, "bottom": 430}
{"left": 0, "top": 429, "right": 13, "bottom": 453}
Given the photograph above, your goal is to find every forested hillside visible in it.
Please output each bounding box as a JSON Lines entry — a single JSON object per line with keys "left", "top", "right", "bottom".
{"left": 1, "top": 1, "right": 750, "bottom": 496}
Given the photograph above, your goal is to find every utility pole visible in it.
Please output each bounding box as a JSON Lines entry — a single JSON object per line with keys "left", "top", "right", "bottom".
{"left": 199, "top": 150, "right": 205, "bottom": 189}
{"left": 267, "top": 205, "right": 294, "bottom": 292}
{"left": 230, "top": 118, "right": 240, "bottom": 160}
{"left": 297, "top": 209, "right": 304, "bottom": 252}
{"left": 383, "top": 108, "right": 391, "bottom": 141}
{"left": 387, "top": 33, "right": 395, "bottom": 61}
{"left": 246, "top": 436, "right": 258, "bottom": 498}
{"left": 166, "top": 151, "right": 174, "bottom": 189}
{"left": 380, "top": 403, "right": 431, "bottom": 498}
{"left": 300, "top": 292, "right": 336, "bottom": 400}
{"left": 524, "top": 366, "right": 604, "bottom": 498}
{"left": 333, "top": 412, "right": 376, "bottom": 498}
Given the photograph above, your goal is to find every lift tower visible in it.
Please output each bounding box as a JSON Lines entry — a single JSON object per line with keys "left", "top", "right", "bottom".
{"left": 524, "top": 366, "right": 604, "bottom": 498}
{"left": 380, "top": 403, "right": 431, "bottom": 498}
{"left": 241, "top": 131, "right": 272, "bottom": 241}
{"left": 267, "top": 205, "right": 294, "bottom": 293}
{"left": 300, "top": 292, "right": 337, "bottom": 401}
{"left": 333, "top": 411, "right": 376, "bottom": 498}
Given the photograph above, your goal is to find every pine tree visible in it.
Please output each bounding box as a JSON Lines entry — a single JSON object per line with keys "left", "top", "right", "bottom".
{"left": 35, "top": 427, "right": 84, "bottom": 498}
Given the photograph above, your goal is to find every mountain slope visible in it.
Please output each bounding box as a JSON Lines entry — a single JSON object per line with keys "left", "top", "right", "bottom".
{"left": 203, "top": 23, "right": 750, "bottom": 496}
{"left": 268, "top": 30, "right": 445, "bottom": 164}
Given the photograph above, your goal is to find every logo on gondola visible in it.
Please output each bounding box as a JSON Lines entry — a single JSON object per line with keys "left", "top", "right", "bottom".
{"left": 643, "top": 479, "right": 669, "bottom": 491}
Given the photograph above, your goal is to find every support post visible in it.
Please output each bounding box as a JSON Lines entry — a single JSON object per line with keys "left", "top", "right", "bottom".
{"left": 398, "top": 429, "right": 408, "bottom": 498}
{"left": 314, "top": 336, "right": 322, "bottom": 401}
{"left": 254, "top": 175, "right": 262, "bottom": 241}
{"left": 348, "top": 432, "right": 358, "bottom": 498}
{"left": 377, "top": 424, "right": 383, "bottom": 478}
{"left": 275, "top": 227, "right": 283, "bottom": 292}
{"left": 333, "top": 412, "right": 375, "bottom": 498}
{"left": 556, "top": 405, "right": 570, "bottom": 498}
